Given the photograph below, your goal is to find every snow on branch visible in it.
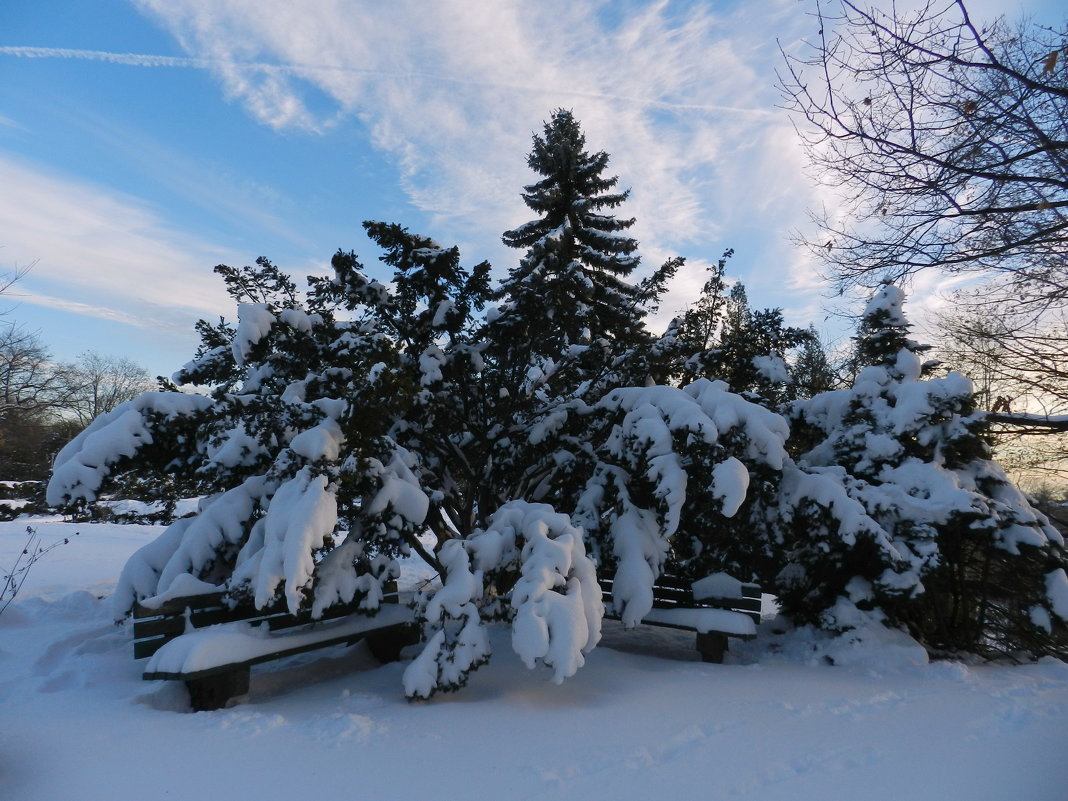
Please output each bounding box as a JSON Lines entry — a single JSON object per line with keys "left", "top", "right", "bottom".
{"left": 47, "top": 392, "right": 212, "bottom": 507}
{"left": 577, "top": 379, "right": 789, "bottom": 626}
{"left": 404, "top": 501, "right": 601, "bottom": 699}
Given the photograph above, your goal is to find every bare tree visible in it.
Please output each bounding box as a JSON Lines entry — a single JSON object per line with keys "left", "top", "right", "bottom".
{"left": 780, "top": 1, "right": 1068, "bottom": 312}
{"left": 0, "top": 325, "right": 80, "bottom": 479}
{"left": 65, "top": 351, "right": 154, "bottom": 427}
{"left": 0, "top": 325, "right": 154, "bottom": 478}
{"left": 933, "top": 302, "right": 1068, "bottom": 481}
{"left": 0, "top": 325, "right": 78, "bottom": 419}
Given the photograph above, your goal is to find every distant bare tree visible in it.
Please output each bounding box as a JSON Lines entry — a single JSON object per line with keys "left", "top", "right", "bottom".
{"left": 0, "top": 323, "right": 154, "bottom": 478}
{"left": 0, "top": 325, "right": 78, "bottom": 419}
{"left": 65, "top": 351, "right": 154, "bottom": 427}
{"left": 0, "top": 260, "right": 33, "bottom": 303}
{"left": 0, "top": 325, "right": 80, "bottom": 479}
{"left": 933, "top": 299, "right": 1068, "bottom": 483}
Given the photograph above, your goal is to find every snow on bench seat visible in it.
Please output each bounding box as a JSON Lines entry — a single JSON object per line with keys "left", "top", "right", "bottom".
{"left": 641, "top": 606, "right": 757, "bottom": 638}
{"left": 144, "top": 602, "right": 412, "bottom": 680}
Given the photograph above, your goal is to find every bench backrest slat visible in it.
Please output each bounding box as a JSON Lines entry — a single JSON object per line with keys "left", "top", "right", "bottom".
{"left": 598, "top": 574, "right": 762, "bottom": 624}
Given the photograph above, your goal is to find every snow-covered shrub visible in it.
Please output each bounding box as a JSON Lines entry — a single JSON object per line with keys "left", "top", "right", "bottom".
{"left": 47, "top": 112, "right": 801, "bottom": 698}
{"left": 404, "top": 501, "right": 602, "bottom": 699}
{"left": 0, "top": 481, "right": 46, "bottom": 520}
{"left": 49, "top": 110, "right": 1066, "bottom": 701}
{"left": 49, "top": 241, "right": 482, "bottom": 623}
{"left": 780, "top": 284, "right": 1068, "bottom": 658}
{"left": 573, "top": 380, "right": 788, "bottom": 625}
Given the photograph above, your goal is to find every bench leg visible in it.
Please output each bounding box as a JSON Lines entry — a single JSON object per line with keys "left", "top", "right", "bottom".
{"left": 186, "top": 668, "right": 250, "bottom": 711}
{"left": 695, "top": 632, "right": 728, "bottom": 663}
{"left": 365, "top": 625, "right": 418, "bottom": 663}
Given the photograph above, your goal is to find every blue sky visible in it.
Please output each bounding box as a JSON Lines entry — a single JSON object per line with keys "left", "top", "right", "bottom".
{"left": 0, "top": 0, "right": 1058, "bottom": 379}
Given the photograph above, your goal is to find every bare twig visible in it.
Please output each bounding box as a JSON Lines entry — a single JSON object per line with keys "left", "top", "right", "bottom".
{"left": 0, "top": 526, "right": 79, "bottom": 617}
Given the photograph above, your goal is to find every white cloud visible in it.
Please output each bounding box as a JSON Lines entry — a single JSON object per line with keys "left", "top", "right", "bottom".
{"left": 0, "top": 153, "right": 234, "bottom": 331}
{"left": 8, "top": 0, "right": 1053, "bottom": 353}
{"left": 7, "top": 1, "right": 834, "bottom": 335}
{"left": 13, "top": 290, "right": 169, "bottom": 329}
{"left": 129, "top": 0, "right": 813, "bottom": 270}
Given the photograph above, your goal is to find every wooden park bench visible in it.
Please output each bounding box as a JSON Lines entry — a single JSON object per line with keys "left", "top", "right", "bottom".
{"left": 600, "top": 572, "right": 762, "bottom": 662}
{"left": 133, "top": 585, "right": 416, "bottom": 711}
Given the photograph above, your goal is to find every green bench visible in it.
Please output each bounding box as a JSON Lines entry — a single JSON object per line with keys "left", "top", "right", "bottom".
{"left": 134, "top": 586, "right": 416, "bottom": 711}
{"left": 600, "top": 572, "right": 762, "bottom": 662}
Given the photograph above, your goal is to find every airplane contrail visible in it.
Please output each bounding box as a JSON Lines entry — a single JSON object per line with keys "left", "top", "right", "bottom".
{"left": 0, "top": 46, "right": 217, "bottom": 69}
{"left": 0, "top": 45, "right": 775, "bottom": 118}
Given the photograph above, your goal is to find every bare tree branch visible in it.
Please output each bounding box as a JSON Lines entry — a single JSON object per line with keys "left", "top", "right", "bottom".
{"left": 780, "top": 1, "right": 1068, "bottom": 311}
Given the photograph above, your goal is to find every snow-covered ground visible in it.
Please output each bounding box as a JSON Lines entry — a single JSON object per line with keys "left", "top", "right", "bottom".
{"left": 2, "top": 518, "right": 1067, "bottom": 801}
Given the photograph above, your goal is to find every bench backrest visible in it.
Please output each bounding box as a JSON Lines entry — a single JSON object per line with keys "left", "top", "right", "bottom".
{"left": 598, "top": 574, "right": 761, "bottom": 623}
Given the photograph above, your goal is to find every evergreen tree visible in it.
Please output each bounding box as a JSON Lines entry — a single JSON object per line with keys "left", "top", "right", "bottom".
{"left": 666, "top": 254, "right": 809, "bottom": 406}
{"left": 781, "top": 284, "right": 1068, "bottom": 658}
{"left": 784, "top": 326, "right": 837, "bottom": 402}
{"left": 474, "top": 110, "right": 660, "bottom": 538}
{"left": 493, "top": 109, "right": 645, "bottom": 378}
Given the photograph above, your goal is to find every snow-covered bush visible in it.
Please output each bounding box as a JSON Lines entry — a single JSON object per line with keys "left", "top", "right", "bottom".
{"left": 780, "top": 284, "right": 1068, "bottom": 658}
{"left": 47, "top": 112, "right": 807, "bottom": 698}
{"left": 573, "top": 380, "right": 788, "bottom": 625}
{"left": 404, "top": 501, "right": 602, "bottom": 698}
{"left": 50, "top": 241, "right": 481, "bottom": 625}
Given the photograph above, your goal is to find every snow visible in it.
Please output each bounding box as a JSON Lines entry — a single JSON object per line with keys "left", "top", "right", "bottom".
{"left": 253, "top": 468, "right": 338, "bottom": 614}
{"left": 494, "top": 502, "right": 602, "bottom": 682}
{"left": 692, "top": 572, "right": 745, "bottom": 600}
{"left": 753, "top": 353, "right": 790, "bottom": 384}
{"left": 289, "top": 418, "right": 345, "bottom": 462}
{"left": 231, "top": 302, "right": 276, "bottom": 367}
{"left": 365, "top": 453, "right": 430, "bottom": 526}
{"left": 139, "top": 573, "right": 221, "bottom": 609}
{"left": 404, "top": 502, "right": 602, "bottom": 698}
{"left": 711, "top": 456, "right": 749, "bottom": 517}
{"left": 1047, "top": 569, "right": 1068, "bottom": 621}
{"left": 3, "top": 517, "right": 1068, "bottom": 801}
{"left": 146, "top": 604, "right": 412, "bottom": 676}
{"left": 47, "top": 392, "right": 213, "bottom": 506}
{"left": 863, "top": 283, "right": 908, "bottom": 326}
{"left": 641, "top": 606, "right": 757, "bottom": 637}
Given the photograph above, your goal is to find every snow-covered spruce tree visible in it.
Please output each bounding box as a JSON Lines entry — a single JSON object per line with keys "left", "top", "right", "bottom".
{"left": 469, "top": 111, "right": 790, "bottom": 613}
{"left": 401, "top": 112, "right": 793, "bottom": 695}
{"left": 782, "top": 284, "right": 1068, "bottom": 658}
{"left": 494, "top": 108, "right": 645, "bottom": 367}
{"left": 470, "top": 109, "right": 660, "bottom": 541}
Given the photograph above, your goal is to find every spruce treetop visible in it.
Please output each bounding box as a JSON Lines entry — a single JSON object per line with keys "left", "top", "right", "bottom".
{"left": 497, "top": 109, "right": 644, "bottom": 357}
{"left": 852, "top": 281, "right": 930, "bottom": 378}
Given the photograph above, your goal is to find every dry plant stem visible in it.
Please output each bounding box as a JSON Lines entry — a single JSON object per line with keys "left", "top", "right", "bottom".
{"left": 0, "top": 526, "right": 78, "bottom": 617}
